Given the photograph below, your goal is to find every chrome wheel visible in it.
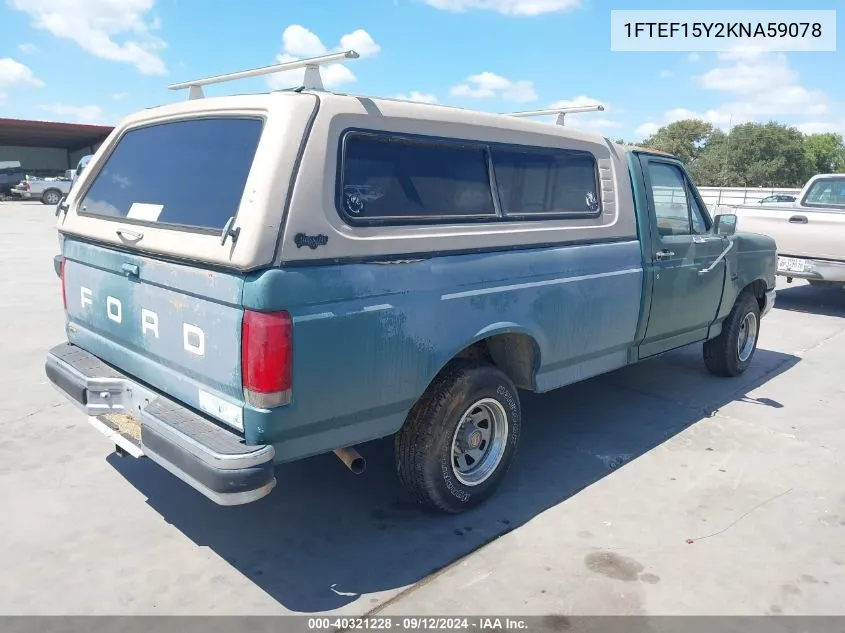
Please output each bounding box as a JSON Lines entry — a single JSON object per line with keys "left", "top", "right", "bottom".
{"left": 44, "top": 191, "right": 60, "bottom": 204}
{"left": 737, "top": 311, "right": 758, "bottom": 362}
{"left": 449, "top": 398, "right": 509, "bottom": 486}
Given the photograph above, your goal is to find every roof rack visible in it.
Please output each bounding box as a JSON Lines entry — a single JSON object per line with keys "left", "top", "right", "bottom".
{"left": 167, "top": 50, "right": 361, "bottom": 100}
{"left": 502, "top": 104, "right": 605, "bottom": 126}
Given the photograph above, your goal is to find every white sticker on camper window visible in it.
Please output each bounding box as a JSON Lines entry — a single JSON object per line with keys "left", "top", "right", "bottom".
{"left": 126, "top": 202, "right": 164, "bottom": 222}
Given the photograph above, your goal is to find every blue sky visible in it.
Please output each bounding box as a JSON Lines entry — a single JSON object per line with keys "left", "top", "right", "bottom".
{"left": 0, "top": 0, "right": 842, "bottom": 141}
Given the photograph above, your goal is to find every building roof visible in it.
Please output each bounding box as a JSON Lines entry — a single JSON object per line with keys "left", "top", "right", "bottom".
{"left": 0, "top": 117, "right": 113, "bottom": 150}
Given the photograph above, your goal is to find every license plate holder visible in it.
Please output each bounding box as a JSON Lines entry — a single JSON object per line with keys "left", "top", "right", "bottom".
{"left": 777, "top": 256, "right": 806, "bottom": 273}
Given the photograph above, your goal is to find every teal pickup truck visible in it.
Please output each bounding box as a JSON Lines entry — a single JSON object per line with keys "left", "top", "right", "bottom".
{"left": 44, "top": 66, "right": 777, "bottom": 514}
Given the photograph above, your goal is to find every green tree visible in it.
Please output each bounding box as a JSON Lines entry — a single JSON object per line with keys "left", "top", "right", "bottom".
{"left": 640, "top": 119, "right": 714, "bottom": 165}
{"left": 639, "top": 119, "right": 819, "bottom": 187}
{"left": 721, "top": 122, "right": 812, "bottom": 187}
{"left": 804, "top": 133, "right": 845, "bottom": 174}
{"left": 688, "top": 129, "right": 729, "bottom": 187}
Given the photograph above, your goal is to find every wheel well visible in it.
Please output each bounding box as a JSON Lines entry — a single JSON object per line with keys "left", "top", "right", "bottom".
{"left": 454, "top": 333, "right": 539, "bottom": 391}
{"left": 745, "top": 279, "right": 767, "bottom": 312}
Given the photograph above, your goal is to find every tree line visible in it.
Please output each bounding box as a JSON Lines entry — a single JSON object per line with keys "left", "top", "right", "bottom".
{"left": 614, "top": 120, "right": 845, "bottom": 188}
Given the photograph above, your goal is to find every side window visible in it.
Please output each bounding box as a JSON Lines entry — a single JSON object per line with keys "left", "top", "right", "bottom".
{"left": 648, "top": 162, "right": 692, "bottom": 236}
{"left": 339, "top": 133, "right": 496, "bottom": 223}
{"left": 491, "top": 148, "right": 601, "bottom": 217}
{"left": 687, "top": 185, "right": 709, "bottom": 234}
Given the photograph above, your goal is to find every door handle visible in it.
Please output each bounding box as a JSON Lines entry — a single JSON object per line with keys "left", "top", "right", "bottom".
{"left": 788, "top": 215, "right": 808, "bottom": 224}
{"left": 698, "top": 240, "right": 734, "bottom": 275}
{"left": 121, "top": 263, "right": 139, "bottom": 278}
{"left": 116, "top": 229, "right": 144, "bottom": 242}
{"left": 655, "top": 250, "right": 675, "bottom": 261}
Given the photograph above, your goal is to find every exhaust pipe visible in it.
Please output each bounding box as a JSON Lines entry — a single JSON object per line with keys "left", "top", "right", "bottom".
{"left": 333, "top": 446, "right": 366, "bottom": 474}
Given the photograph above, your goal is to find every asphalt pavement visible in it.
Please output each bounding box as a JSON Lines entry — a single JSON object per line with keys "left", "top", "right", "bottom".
{"left": 1, "top": 200, "right": 843, "bottom": 617}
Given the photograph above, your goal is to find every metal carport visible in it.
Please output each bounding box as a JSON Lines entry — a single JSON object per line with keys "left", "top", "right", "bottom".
{"left": 0, "top": 118, "right": 113, "bottom": 178}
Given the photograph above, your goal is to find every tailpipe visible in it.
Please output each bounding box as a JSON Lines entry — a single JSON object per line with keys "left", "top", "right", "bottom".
{"left": 333, "top": 446, "right": 366, "bottom": 475}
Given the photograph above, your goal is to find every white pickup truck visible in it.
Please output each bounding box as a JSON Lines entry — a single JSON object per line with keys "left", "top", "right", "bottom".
{"left": 10, "top": 175, "right": 73, "bottom": 205}
{"left": 717, "top": 173, "right": 845, "bottom": 290}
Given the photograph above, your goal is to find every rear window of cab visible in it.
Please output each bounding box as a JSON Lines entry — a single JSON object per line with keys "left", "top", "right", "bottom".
{"left": 338, "top": 130, "right": 603, "bottom": 226}
{"left": 803, "top": 176, "right": 845, "bottom": 209}
{"left": 78, "top": 117, "right": 263, "bottom": 232}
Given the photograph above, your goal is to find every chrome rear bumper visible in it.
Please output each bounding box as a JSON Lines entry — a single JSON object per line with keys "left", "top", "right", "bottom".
{"left": 45, "top": 343, "right": 276, "bottom": 506}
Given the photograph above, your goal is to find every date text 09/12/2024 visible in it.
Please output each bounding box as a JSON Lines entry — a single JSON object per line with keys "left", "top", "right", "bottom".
{"left": 307, "top": 617, "right": 529, "bottom": 630}
{"left": 622, "top": 21, "right": 823, "bottom": 39}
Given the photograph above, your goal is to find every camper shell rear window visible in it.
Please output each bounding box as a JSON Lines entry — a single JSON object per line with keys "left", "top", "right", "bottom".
{"left": 78, "top": 116, "right": 263, "bottom": 232}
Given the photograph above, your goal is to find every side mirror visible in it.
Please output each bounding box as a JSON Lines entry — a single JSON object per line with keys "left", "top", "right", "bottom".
{"left": 54, "top": 194, "right": 68, "bottom": 217}
{"left": 712, "top": 213, "right": 737, "bottom": 236}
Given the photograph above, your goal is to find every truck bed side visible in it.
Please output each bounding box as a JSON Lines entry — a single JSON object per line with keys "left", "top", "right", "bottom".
{"left": 242, "top": 239, "right": 644, "bottom": 462}
{"left": 729, "top": 204, "right": 845, "bottom": 262}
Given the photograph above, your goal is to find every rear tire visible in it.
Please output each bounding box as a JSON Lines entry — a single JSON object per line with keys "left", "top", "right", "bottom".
{"left": 703, "top": 291, "right": 760, "bottom": 377}
{"left": 41, "top": 189, "right": 62, "bottom": 205}
{"left": 395, "top": 359, "right": 522, "bottom": 514}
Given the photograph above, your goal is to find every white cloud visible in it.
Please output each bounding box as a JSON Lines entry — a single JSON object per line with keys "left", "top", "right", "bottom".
{"left": 549, "top": 95, "right": 607, "bottom": 111}
{"left": 695, "top": 51, "right": 828, "bottom": 121}
{"left": 687, "top": 52, "right": 700, "bottom": 62}
{"left": 795, "top": 120, "right": 845, "bottom": 135}
{"left": 39, "top": 103, "right": 105, "bottom": 124}
{"left": 394, "top": 91, "right": 438, "bottom": 104}
{"left": 659, "top": 70, "right": 673, "bottom": 79}
{"left": 18, "top": 43, "right": 39, "bottom": 55}
{"left": 424, "top": 0, "right": 580, "bottom": 15}
{"left": 111, "top": 92, "right": 128, "bottom": 100}
{"left": 699, "top": 52, "right": 797, "bottom": 95}
{"left": 0, "top": 58, "right": 45, "bottom": 88}
{"left": 664, "top": 108, "right": 700, "bottom": 122}
{"left": 8, "top": 0, "right": 167, "bottom": 76}
{"left": 339, "top": 29, "right": 381, "bottom": 58}
{"left": 266, "top": 25, "right": 380, "bottom": 91}
{"left": 636, "top": 49, "right": 834, "bottom": 138}
{"left": 0, "top": 93, "right": 7, "bottom": 106}
{"left": 634, "top": 122, "right": 660, "bottom": 138}
{"left": 450, "top": 72, "right": 536, "bottom": 102}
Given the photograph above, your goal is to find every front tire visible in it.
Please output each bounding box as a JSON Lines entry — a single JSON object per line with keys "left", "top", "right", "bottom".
{"left": 395, "top": 359, "right": 522, "bottom": 514}
{"left": 703, "top": 291, "right": 761, "bottom": 377}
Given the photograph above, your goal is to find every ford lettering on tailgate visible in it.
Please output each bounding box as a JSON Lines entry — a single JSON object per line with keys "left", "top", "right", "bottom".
{"left": 78, "top": 285, "right": 207, "bottom": 356}
{"left": 61, "top": 240, "right": 246, "bottom": 426}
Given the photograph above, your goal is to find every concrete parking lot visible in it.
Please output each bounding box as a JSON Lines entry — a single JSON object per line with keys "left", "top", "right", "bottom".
{"left": 1, "top": 199, "right": 843, "bottom": 617}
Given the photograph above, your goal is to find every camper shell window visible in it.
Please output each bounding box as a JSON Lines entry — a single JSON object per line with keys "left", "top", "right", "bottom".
{"left": 77, "top": 116, "right": 264, "bottom": 232}
{"left": 337, "top": 130, "right": 603, "bottom": 226}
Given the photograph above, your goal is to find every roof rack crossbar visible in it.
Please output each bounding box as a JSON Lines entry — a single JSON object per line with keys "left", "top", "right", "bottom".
{"left": 502, "top": 104, "right": 605, "bottom": 126}
{"left": 167, "top": 50, "right": 361, "bottom": 100}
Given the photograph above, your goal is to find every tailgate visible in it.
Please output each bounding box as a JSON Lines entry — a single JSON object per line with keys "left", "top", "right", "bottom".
{"left": 734, "top": 206, "right": 845, "bottom": 261}
{"left": 62, "top": 238, "right": 246, "bottom": 431}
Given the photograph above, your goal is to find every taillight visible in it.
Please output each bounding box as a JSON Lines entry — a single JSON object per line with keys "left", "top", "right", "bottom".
{"left": 241, "top": 310, "right": 292, "bottom": 409}
{"left": 59, "top": 257, "right": 67, "bottom": 310}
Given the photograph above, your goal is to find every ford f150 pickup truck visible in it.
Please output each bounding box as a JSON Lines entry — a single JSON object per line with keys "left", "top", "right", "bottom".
{"left": 717, "top": 173, "right": 845, "bottom": 289}
{"left": 44, "top": 53, "right": 778, "bottom": 514}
